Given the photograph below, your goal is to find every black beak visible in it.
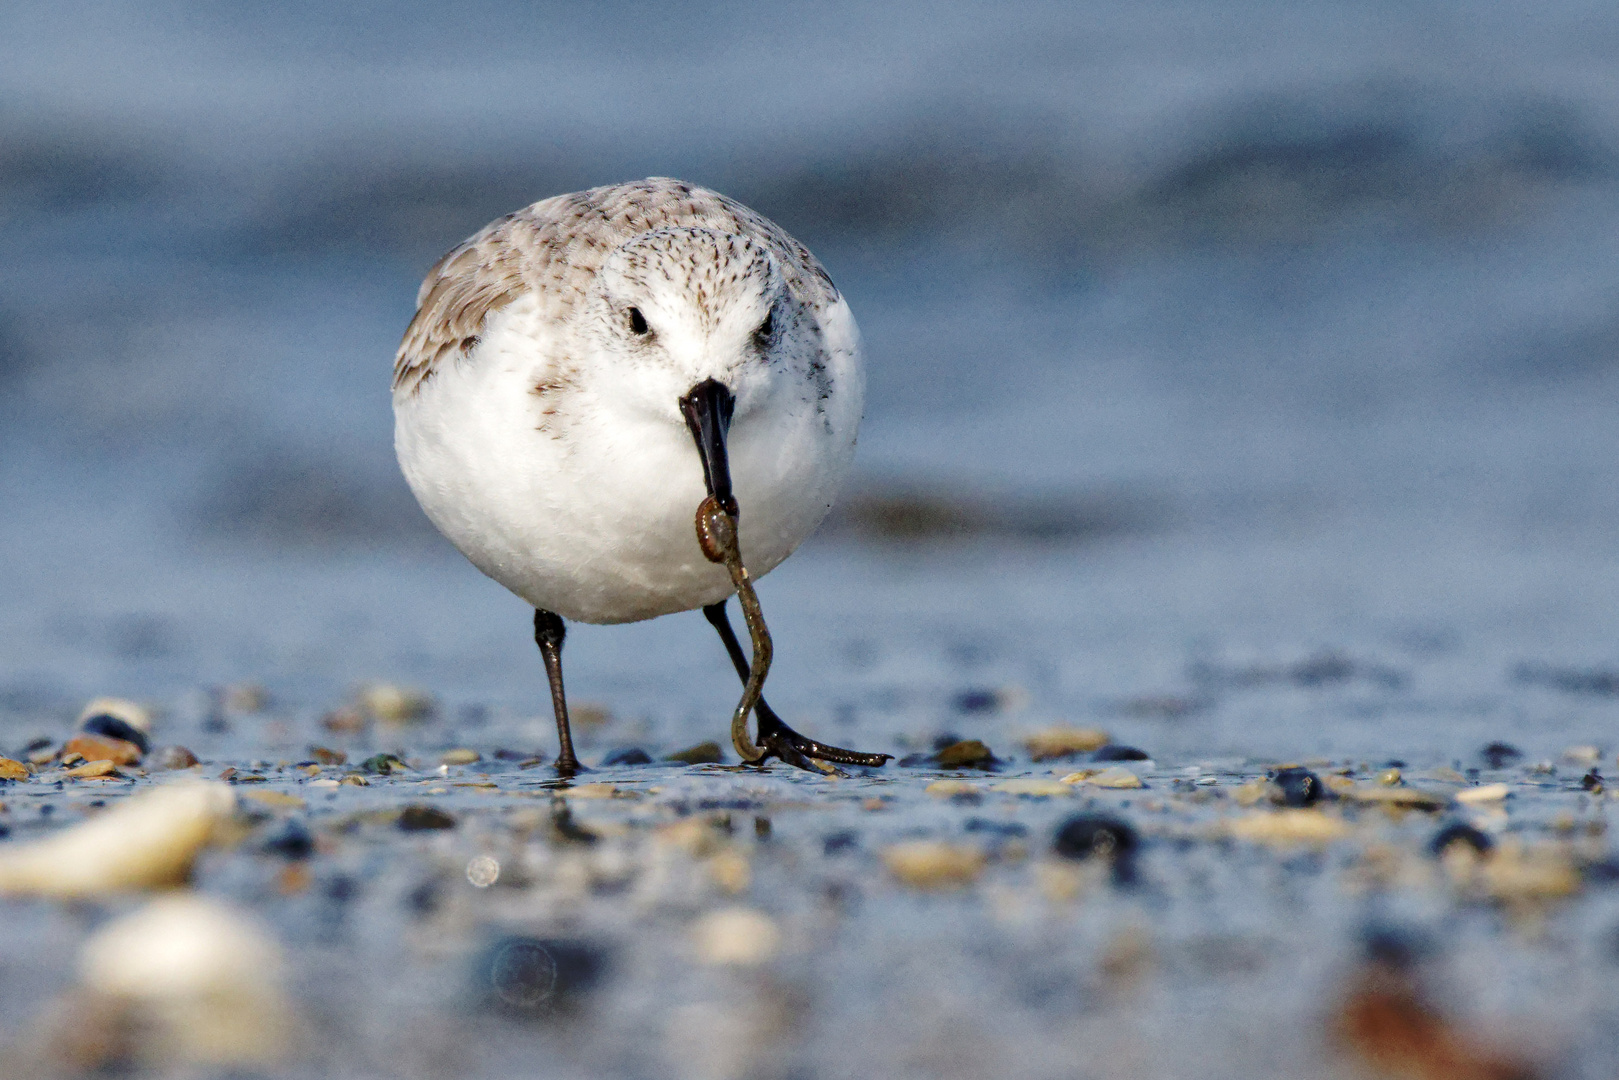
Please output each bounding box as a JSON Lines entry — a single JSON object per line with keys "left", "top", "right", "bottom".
{"left": 679, "top": 378, "right": 737, "bottom": 513}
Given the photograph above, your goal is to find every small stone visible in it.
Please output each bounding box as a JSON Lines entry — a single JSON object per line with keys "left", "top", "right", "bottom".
{"left": 308, "top": 778, "right": 339, "bottom": 789}
{"left": 933, "top": 740, "right": 996, "bottom": 768}
{"left": 0, "top": 758, "right": 29, "bottom": 781}
{"left": 1480, "top": 742, "right": 1522, "bottom": 769}
{"left": 358, "top": 683, "right": 435, "bottom": 724}
{"left": 1376, "top": 767, "right": 1402, "bottom": 786}
{"left": 320, "top": 707, "right": 367, "bottom": 734}
{"left": 241, "top": 790, "right": 306, "bottom": 811}
{"left": 338, "top": 774, "right": 369, "bottom": 787}
{"left": 1562, "top": 744, "right": 1602, "bottom": 765}
{"left": 665, "top": 741, "right": 724, "bottom": 765}
{"left": 152, "top": 746, "right": 199, "bottom": 771}
{"left": 64, "top": 760, "right": 120, "bottom": 779}
{"left": 693, "top": 907, "right": 780, "bottom": 964}
{"left": 262, "top": 819, "right": 314, "bottom": 860}
{"left": 925, "top": 779, "right": 979, "bottom": 797}
{"left": 1064, "top": 766, "right": 1143, "bottom": 789}
{"left": 397, "top": 805, "right": 456, "bottom": 831}
{"left": 79, "top": 714, "right": 150, "bottom": 754}
{"left": 76, "top": 697, "right": 152, "bottom": 736}
{"left": 63, "top": 733, "right": 142, "bottom": 767}
{"left": 1023, "top": 727, "right": 1111, "bottom": 761}
{"left": 561, "top": 782, "right": 619, "bottom": 799}
{"left": 1052, "top": 814, "right": 1137, "bottom": 860}
{"left": 989, "top": 778, "right": 1072, "bottom": 797}
{"left": 1273, "top": 767, "right": 1324, "bottom": 807}
{"left": 1092, "top": 745, "right": 1150, "bottom": 762}
{"left": 881, "top": 841, "right": 986, "bottom": 889}
{"left": 1429, "top": 822, "right": 1493, "bottom": 858}
{"left": 1227, "top": 809, "right": 1350, "bottom": 846}
{"left": 306, "top": 746, "right": 347, "bottom": 766}
{"left": 440, "top": 748, "right": 481, "bottom": 766}
{"left": 360, "top": 753, "right": 407, "bottom": 775}
{"left": 600, "top": 746, "right": 653, "bottom": 766}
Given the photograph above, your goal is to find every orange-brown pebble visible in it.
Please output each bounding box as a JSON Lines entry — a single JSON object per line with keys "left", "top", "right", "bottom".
{"left": 64, "top": 760, "right": 120, "bottom": 779}
{"left": 0, "top": 758, "right": 29, "bottom": 781}
{"left": 63, "top": 734, "right": 142, "bottom": 767}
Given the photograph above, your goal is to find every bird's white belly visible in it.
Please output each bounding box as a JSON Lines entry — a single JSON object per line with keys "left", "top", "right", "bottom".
{"left": 394, "top": 348, "right": 854, "bottom": 624}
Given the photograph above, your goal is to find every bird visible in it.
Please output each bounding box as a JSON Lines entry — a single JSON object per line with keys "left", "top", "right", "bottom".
{"left": 392, "top": 178, "right": 890, "bottom": 774}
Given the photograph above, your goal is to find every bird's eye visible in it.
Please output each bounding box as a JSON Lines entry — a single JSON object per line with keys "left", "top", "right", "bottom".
{"left": 754, "top": 308, "right": 774, "bottom": 345}
{"left": 627, "top": 307, "right": 649, "bottom": 335}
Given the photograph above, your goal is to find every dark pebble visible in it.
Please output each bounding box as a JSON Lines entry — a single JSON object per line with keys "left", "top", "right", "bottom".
{"left": 407, "top": 879, "right": 441, "bottom": 916}
{"left": 1092, "top": 745, "right": 1150, "bottom": 762}
{"left": 1428, "top": 822, "right": 1493, "bottom": 857}
{"left": 263, "top": 819, "right": 315, "bottom": 860}
{"left": 897, "top": 752, "right": 931, "bottom": 767}
{"left": 324, "top": 874, "right": 360, "bottom": 903}
{"left": 931, "top": 733, "right": 964, "bottom": 751}
{"left": 823, "top": 830, "right": 859, "bottom": 854}
{"left": 1053, "top": 813, "right": 1137, "bottom": 860}
{"left": 0, "top": 823, "right": 9, "bottom": 840}
{"left": 362, "top": 753, "right": 408, "bottom": 775}
{"left": 664, "top": 741, "right": 723, "bottom": 765}
{"left": 1582, "top": 859, "right": 1619, "bottom": 885}
{"left": 1481, "top": 742, "right": 1523, "bottom": 770}
{"left": 40, "top": 804, "right": 54, "bottom": 816}
{"left": 152, "top": 745, "right": 199, "bottom": 771}
{"left": 1272, "top": 766, "right": 1324, "bottom": 807}
{"left": 1382, "top": 759, "right": 1406, "bottom": 769}
{"left": 80, "top": 714, "right": 149, "bottom": 754}
{"left": 21, "top": 736, "right": 51, "bottom": 754}
{"left": 1582, "top": 770, "right": 1604, "bottom": 792}
{"left": 933, "top": 739, "right": 997, "bottom": 769}
{"left": 307, "top": 745, "right": 347, "bottom": 766}
{"left": 398, "top": 805, "right": 457, "bottom": 831}
{"left": 477, "top": 936, "right": 608, "bottom": 1016}
{"left": 601, "top": 746, "right": 652, "bottom": 766}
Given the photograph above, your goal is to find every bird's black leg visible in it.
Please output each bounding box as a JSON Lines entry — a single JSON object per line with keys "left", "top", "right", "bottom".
{"left": 534, "top": 609, "right": 581, "bottom": 774}
{"left": 702, "top": 600, "right": 891, "bottom": 770}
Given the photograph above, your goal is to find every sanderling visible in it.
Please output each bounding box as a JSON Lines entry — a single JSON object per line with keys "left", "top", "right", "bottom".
{"left": 393, "top": 178, "right": 890, "bottom": 773}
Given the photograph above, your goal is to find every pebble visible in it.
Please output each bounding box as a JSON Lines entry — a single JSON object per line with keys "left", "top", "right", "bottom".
{"left": 1562, "top": 744, "right": 1602, "bottom": 765}
{"left": 692, "top": 907, "right": 782, "bottom": 965}
{"left": 1060, "top": 767, "right": 1143, "bottom": 789}
{"left": 477, "top": 936, "right": 608, "bottom": 1013}
{"left": 151, "top": 746, "right": 199, "bottom": 770}
{"left": 242, "top": 790, "right": 306, "bottom": 811}
{"left": 666, "top": 741, "right": 724, "bottom": 765}
{"left": 360, "top": 753, "right": 407, "bottom": 775}
{"left": 932, "top": 739, "right": 997, "bottom": 768}
{"left": 397, "top": 805, "right": 457, "bottom": 831}
{"left": 989, "top": 778, "right": 1073, "bottom": 797}
{"left": 925, "top": 779, "right": 979, "bottom": 797}
{"left": 1227, "top": 809, "right": 1350, "bottom": 846}
{"left": 1022, "top": 727, "right": 1111, "bottom": 761}
{"left": 76, "top": 697, "right": 153, "bottom": 736}
{"left": 1052, "top": 814, "right": 1137, "bottom": 860}
{"left": 1348, "top": 786, "right": 1448, "bottom": 811}
{"left": 1273, "top": 767, "right": 1324, "bottom": 806}
{"left": 63, "top": 760, "right": 120, "bottom": 779}
{"left": 601, "top": 746, "right": 653, "bottom": 766}
{"left": 307, "top": 745, "right": 347, "bottom": 766}
{"left": 79, "top": 894, "right": 291, "bottom": 1067}
{"left": 0, "top": 780, "right": 234, "bottom": 896}
{"left": 0, "top": 757, "right": 31, "bottom": 781}
{"left": 358, "top": 683, "right": 435, "bottom": 724}
{"left": 262, "top": 819, "right": 315, "bottom": 859}
{"left": 1429, "top": 822, "right": 1493, "bottom": 857}
{"left": 440, "top": 748, "right": 481, "bottom": 766}
{"left": 62, "top": 733, "right": 143, "bottom": 767}
{"left": 1092, "top": 745, "right": 1151, "bottom": 762}
{"left": 79, "top": 714, "right": 151, "bottom": 755}
{"left": 881, "top": 840, "right": 986, "bottom": 889}
{"left": 1480, "top": 742, "right": 1523, "bottom": 769}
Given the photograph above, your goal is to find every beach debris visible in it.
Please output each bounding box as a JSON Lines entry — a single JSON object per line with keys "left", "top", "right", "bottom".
{"left": 476, "top": 936, "right": 608, "bottom": 1016}
{"left": 666, "top": 741, "right": 725, "bottom": 765}
{"left": 1023, "top": 727, "right": 1111, "bottom": 760}
{"left": 1092, "top": 744, "right": 1150, "bottom": 762}
{"left": 1227, "top": 808, "right": 1350, "bottom": 846}
{"left": 64, "top": 759, "right": 121, "bottom": 779}
{"left": 76, "top": 697, "right": 153, "bottom": 749}
{"left": 151, "top": 746, "right": 199, "bottom": 770}
{"left": 1332, "top": 928, "right": 1539, "bottom": 1080}
{"left": 440, "top": 748, "right": 481, "bottom": 766}
{"left": 262, "top": 819, "right": 314, "bottom": 860}
{"left": 693, "top": 907, "right": 780, "bottom": 965}
{"left": 357, "top": 683, "right": 435, "bottom": 724}
{"left": 307, "top": 745, "right": 347, "bottom": 766}
{"left": 881, "top": 840, "right": 986, "bottom": 889}
{"left": 1429, "top": 822, "right": 1493, "bottom": 858}
{"left": 1272, "top": 766, "right": 1324, "bottom": 806}
{"left": 0, "top": 780, "right": 235, "bottom": 896}
{"left": 397, "top": 805, "right": 456, "bottom": 831}
{"left": 989, "top": 778, "right": 1072, "bottom": 796}
{"left": 1052, "top": 813, "right": 1137, "bottom": 861}
{"left": 360, "top": 752, "right": 408, "bottom": 775}
{"left": 929, "top": 739, "right": 997, "bottom": 769}
{"left": 1059, "top": 766, "right": 1143, "bottom": 788}
{"left": 601, "top": 746, "right": 653, "bottom": 765}
{"left": 62, "top": 732, "right": 143, "bottom": 767}
{"left": 1480, "top": 742, "right": 1523, "bottom": 769}
{"left": 69, "top": 894, "right": 295, "bottom": 1069}
{"left": 1455, "top": 783, "right": 1510, "bottom": 805}
{"left": 0, "top": 757, "right": 29, "bottom": 780}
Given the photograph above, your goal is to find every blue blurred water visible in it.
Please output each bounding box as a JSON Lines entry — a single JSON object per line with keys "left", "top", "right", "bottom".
{"left": 1, "top": 0, "right": 1618, "bottom": 764}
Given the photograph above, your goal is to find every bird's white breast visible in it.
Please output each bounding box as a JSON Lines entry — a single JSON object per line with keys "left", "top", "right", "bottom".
{"left": 394, "top": 292, "right": 863, "bottom": 624}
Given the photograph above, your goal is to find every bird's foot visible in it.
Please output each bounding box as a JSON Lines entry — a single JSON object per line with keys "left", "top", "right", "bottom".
{"left": 750, "top": 703, "right": 891, "bottom": 774}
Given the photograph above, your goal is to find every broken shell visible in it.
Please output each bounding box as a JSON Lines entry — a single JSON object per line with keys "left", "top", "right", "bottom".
{"left": 692, "top": 906, "right": 781, "bottom": 965}
{"left": 63, "top": 733, "right": 142, "bottom": 766}
{"left": 1455, "top": 783, "right": 1510, "bottom": 805}
{"left": 881, "top": 841, "right": 986, "bottom": 889}
{"left": 1061, "top": 766, "right": 1143, "bottom": 789}
{"left": 1023, "top": 727, "right": 1111, "bottom": 761}
{"left": 79, "top": 894, "right": 292, "bottom": 1067}
{"left": 440, "top": 748, "right": 481, "bottom": 766}
{"left": 0, "top": 780, "right": 234, "bottom": 897}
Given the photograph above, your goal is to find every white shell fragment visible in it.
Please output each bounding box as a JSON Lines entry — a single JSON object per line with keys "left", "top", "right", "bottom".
{"left": 0, "top": 780, "right": 236, "bottom": 897}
